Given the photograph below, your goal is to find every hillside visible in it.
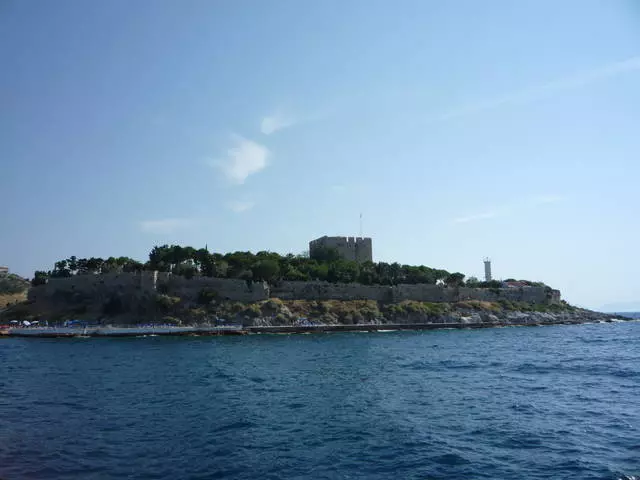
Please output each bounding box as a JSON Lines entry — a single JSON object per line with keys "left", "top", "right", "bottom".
{"left": 0, "top": 274, "right": 30, "bottom": 309}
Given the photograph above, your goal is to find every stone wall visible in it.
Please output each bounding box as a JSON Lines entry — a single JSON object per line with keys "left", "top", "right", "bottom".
{"left": 29, "top": 272, "right": 560, "bottom": 306}
{"left": 270, "top": 281, "right": 392, "bottom": 301}
{"left": 28, "top": 271, "right": 156, "bottom": 304}
{"left": 158, "top": 275, "right": 268, "bottom": 303}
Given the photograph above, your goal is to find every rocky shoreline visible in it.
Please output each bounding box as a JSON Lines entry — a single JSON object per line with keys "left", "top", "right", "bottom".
{"left": 243, "top": 306, "right": 625, "bottom": 328}
{"left": 1, "top": 309, "right": 631, "bottom": 338}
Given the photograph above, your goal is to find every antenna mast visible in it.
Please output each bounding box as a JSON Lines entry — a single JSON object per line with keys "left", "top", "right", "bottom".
{"left": 359, "top": 213, "right": 363, "bottom": 237}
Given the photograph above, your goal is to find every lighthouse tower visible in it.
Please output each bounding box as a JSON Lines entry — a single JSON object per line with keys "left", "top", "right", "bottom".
{"left": 483, "top": 258, "right": 492, "bottom": 282}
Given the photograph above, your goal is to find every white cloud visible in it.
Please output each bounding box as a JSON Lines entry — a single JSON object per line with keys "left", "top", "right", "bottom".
{"left": 452, "top": 210, "right": 501, "bottom": 224}
{"left": 227, "top": 200, "right": 255, "bottom": 213}
{"left": 441, "top": 55, "right": 640, "bottom": 120}
{"left": 139, "top": 218, "right": 194, "bottom": 234}
{"left": 452, "top": 194, "right": 564, "bottom": 224}
{"left": 213, "top": 135, "right": 269, "bottom": 184}
{"left": 260, "top": 111, "right": 297, "bottom": 135}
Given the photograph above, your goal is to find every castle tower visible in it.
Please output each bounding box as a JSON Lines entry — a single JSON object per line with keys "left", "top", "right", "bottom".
{"left": 483, "top": 258, "right": 492, "bottom": 282}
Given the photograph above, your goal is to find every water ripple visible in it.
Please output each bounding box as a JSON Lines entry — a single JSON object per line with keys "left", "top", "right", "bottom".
{"left": 1, "top": 322, "right": 639, "bottom": 479}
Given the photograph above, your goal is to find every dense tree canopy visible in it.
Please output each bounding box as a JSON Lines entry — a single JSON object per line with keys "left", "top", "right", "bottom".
{"left": 34, "top": 245, "right": 473, "bottom": 287}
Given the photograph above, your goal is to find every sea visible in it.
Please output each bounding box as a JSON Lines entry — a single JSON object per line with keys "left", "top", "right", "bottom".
{"left": 1, "top": 320, "right": 639, "bottom": 480}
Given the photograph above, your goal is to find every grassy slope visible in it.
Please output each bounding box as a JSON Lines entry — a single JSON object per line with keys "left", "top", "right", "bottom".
{"left": 0, "top": 292, "right": 28, "bottom": 309}
{"left": 0, "top": 274, "right": 30, "bottom": 310}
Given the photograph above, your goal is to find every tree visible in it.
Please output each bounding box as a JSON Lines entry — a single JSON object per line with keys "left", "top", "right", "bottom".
{"left": 50, "top": 260, "right": 71, "bottom": 278}
{"left": 86, "top": 257, "right": 104, "bottom": 274}
{"left": 225, "top": 251, "right": 255, "bottom": 279}
{"left": 149, "top": 245, "right": 171, "bottom": 272}
{"left": 251, "top": 259, "right": 280, "bottom": 283}
{"left": 466, "top": 276, "right": 480, "bottom": 287}
{"left": 328, "top": 261, "right": 359, "bottom": 283}
{"left": 357, "top": 261, "right": 379, "bottom": 285}
{"left": 283, "top": 267, "right": 309, "bottom": 281}
{"left": 31, "top": 271, "right": 49, "bottom": 286}
{"left": 68, "top": 256, "right": 78, "bottom": 274}
{"left": 445, "top": 272, "right": 466, "bottom": 287}
{"left": 101, "top": 257, "right": 121, "bottom": 274}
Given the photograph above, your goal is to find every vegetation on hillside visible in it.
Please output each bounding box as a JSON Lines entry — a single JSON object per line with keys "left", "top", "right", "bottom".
{"left": 0, "top": 291, "right": 579, "bottom": 326}
{"left": 0, "top": 274, "right": 30, "bottom": 309}
{"left": 0, "top": 274, "right": 30, "bottom": 295}
{"left": 31, "top": 245, "right": 554, "bottom": 294}
{"left": 34, "top": 245, "right": 473, "bottom": 287}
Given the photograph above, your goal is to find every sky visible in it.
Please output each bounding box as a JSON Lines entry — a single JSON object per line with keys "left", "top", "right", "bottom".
{"left": 1, "top": 0, "right": 639, "bottom": 310}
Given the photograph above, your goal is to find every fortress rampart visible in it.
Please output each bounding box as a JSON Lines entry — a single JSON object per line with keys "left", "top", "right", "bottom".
{"left": 28, "top": 272, "right": 560, "bottom": 306}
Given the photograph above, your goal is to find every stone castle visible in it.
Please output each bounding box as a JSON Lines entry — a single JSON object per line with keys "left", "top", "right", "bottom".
{"left": 309, "top": 236, "right": 373, "bottom": 263}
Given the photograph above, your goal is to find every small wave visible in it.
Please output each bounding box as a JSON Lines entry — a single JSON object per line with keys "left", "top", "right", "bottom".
{"left": 214, "top": 420, "right": 254, "bottom": 433}
{"left": 430, "top": 453, "right": 470, "bottom": 466}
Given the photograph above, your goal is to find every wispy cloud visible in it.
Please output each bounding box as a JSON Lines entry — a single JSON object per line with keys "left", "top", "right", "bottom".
{"left": 139, "top": 218, "right": 195, "bottom": 234}
{"left": 227, "top": 200, "right": 255, "bottom": 213}
{"left": 261, "top": 110, "right": 297, "bottom": 135}
{"left": 452, "top": 210, "right": 501, "bottom": 224}
{"left": 452, "top": 193, "right": 565, "bottom": 224}
{"left": 441, "top": 55, "right": 640, "bottom": 120}
{"left": 212, "top": 135, "right": 269, "bottom": 184}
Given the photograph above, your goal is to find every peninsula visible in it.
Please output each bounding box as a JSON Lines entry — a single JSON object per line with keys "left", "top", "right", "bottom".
{"left": 0, "top": 241, "right": 623, "bottom": 335}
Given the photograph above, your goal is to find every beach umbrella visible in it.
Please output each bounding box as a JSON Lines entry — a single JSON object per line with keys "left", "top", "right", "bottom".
{"left": 23, "top": 321, "right": 31, "bottom": 326}
{"left": 10, "top": 320, "right": 18, "bottom": 324}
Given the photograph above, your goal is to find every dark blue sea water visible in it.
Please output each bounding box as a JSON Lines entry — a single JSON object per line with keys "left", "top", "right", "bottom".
{"left": 1, "top": 322, "right": 640, "bottom": 480}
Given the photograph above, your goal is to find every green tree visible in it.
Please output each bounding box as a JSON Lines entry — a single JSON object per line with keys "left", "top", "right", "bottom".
{"left": 51, "top": 260, "right": 71, "bottom": 278}
{"left": 31, "top": 271, "right": 49, "bottom": 286}
{"left": 283, "top": 267, "right": 309, "bottom": 281}
{"left": 465, "top": 276, "right": 480, "bottom": 287}
{"left": 251, "top": 259, "right": 280, "bottom": 282}
{"left": 445, "top": 272, "right": 466, "bottom": 287}
{"left": 149, "top": 245, "right": 171, "bottom": 272}
{"left": 357, "top": 261, "right": 379, "bottom": 285}
{"left": 328, "top": 260, "right": 359, "bottom": 283}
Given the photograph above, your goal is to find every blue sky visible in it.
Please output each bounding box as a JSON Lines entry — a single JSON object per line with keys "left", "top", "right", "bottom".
{"left": 1, "top": 0, "right": 639, "bottom": 309}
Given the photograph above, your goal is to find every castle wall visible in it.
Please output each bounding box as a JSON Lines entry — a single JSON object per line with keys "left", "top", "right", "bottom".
{"left": 158, "top": 275, "right": 268, "bottom": 302}
{"left": 29, "top": 272, "right": 559, "bottom": 306}
{"left": 270, "top": 281, "right": 392, "bottom": 301}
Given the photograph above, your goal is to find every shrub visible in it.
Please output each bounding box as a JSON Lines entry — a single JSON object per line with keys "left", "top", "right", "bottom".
{"left": 243, "top": 303, "right": 262, "bottom": 317}
{"left": 230, "top": 302, "right": 245, "bottom": 314}
{"left": 197, "top": 288, "right": 218, "bottom": 305}
{"left": 155, "top": 294, "right": 180, "bottom": 313}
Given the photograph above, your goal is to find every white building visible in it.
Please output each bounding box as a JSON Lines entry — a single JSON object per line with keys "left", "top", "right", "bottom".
{"left": 0, "top": 266, "right": 8, "bottom": 276}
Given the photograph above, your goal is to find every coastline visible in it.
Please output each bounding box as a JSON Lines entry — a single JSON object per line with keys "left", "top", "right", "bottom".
{"left": 1, "top": 313, "right": 632, "bottom": 338}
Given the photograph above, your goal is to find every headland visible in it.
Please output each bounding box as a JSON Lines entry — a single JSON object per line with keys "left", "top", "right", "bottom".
{"left": 0, "top": 243, "right": 628, "bottom": 337}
